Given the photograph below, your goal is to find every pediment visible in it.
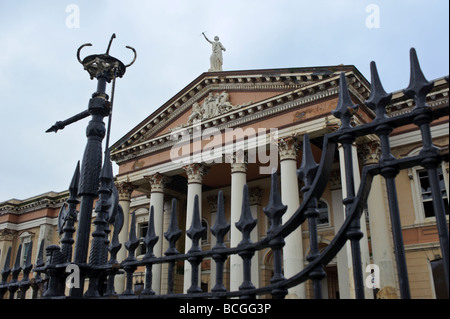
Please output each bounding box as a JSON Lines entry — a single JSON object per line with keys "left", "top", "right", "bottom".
{"left": 111, "top": 66, "right": 372, "bottom": 164}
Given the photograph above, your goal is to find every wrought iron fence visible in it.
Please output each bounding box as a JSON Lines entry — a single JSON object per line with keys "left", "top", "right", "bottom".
{"left": 0, "top": 47, "right": 448, "bottom": 299}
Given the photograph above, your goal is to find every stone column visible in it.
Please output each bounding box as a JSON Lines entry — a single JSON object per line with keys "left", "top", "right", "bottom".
{"left": 144, "top": 173, "right": 171, "bottom": 294}
{"left": 361, "top": 142, "right": 398, "bottom": 298}
{"left": 183, "top": 163, "right": 209, "bottom": 293}
{"left": 228, "top": 154, "right": 248, "bottom": 292}
{"left": 337, "top": 143, "right": 372, "bottom": 299}
{"left": 115, "top": 180, "right": 137, "bottom": 294}
{"left": 278, "top": 136, "right": 306, "bottom": 299}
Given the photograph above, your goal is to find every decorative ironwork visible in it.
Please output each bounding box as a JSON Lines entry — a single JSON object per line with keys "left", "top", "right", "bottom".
{"left": 0, "top": 47, "right": 448, "bottom": 300}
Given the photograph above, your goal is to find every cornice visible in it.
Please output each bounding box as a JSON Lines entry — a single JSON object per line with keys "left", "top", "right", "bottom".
{"left": 110, "top": 66, "right": 364, "bottom": 155}
{"left": 0, "top": 191, "right": 68, "bottom": 216}
{"left": 111, "top": 70, "right": 372, "bottom": 164}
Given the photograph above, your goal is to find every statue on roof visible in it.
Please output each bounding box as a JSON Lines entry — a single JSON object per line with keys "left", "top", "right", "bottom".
{"left": 202, "top": 32, "right": 226, "bottom": 72}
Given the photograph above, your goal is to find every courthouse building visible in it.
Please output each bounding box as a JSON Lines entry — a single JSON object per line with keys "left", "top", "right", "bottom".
{"left": 0, "top": 62, "right": 448, "bottom": 299}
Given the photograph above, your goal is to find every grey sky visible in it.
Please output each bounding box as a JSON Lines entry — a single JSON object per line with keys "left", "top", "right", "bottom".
{"left": 0, "top": 0, "right": 448, "bottom": 202}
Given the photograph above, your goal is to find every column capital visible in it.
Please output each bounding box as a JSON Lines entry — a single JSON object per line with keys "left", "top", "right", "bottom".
{"left": 359, "top": 141, "right": 381, "bottom": 166}
{"left": 183, "top": 163, "right": 209, "bottom": 184}
{"left": 278, "top": 136, "right": 300, "bottom": 161}
{"left": 0, "top": 229, "right": 16, "bottom": 241}
{"left": 115, "top": 181, "right": 138, "bottom": 201}
{"left": 226, "top": 151, "right": 248, "bottom": 173}
{"left": 144, "top": 173, "right": 171, "bottom": 193}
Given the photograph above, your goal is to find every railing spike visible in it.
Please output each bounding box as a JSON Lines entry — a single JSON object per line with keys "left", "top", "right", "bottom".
{"left": 164, "top": 198, "right": 182, "bottom": 294}
{"left": 403, "top": 48, "right": 434, "bottom": 108}
{"left": 263, "top": 169, "right": 287, "bottom": 234}
{"left": 331, "top": 72, "right": 359, "bottom": 130}
{"left": 164, "top": 198, "right": 182, "bottom": 255}
{"left": 143, "top": 206, "right": 159, "bottom": 259}
{"left": 124, "top": 211, "right": 139, "bottom": 261}
{"left": 236, "top": 184, "right": 257, "bottom": 245}
{"left": 211, "top": 191, "right": 230, "bottom": 249}
{"left": 1, "top": 246, "right": 11, "bottom": 276}
{"left": 297, "top": 134, "right": 319, "bottom": 190}
{"left": 186, "top": 195, "right": 206, "bottom": 253}
{"left": 365, "top": 61, "right": 393, "bottom": 121}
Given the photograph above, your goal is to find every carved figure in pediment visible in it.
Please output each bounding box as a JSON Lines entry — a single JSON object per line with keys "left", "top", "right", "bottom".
{"left": 185, "top": 91, "right": 253, "bottom": 125}
{"left": 203, "top": 93, "right": 219, "bottom": 119}
{"left": 188, "top": 102, "right": 204, "bottom": 124}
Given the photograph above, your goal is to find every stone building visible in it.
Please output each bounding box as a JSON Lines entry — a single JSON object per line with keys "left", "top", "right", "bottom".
{"left": 0, "top": 64, "right": 448, "bottom": 299}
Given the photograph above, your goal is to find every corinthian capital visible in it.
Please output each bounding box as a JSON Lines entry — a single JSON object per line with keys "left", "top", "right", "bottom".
{"left": 278, "top": 136, "right": 299, "bottom": 161}
{"left": 144, "top": 173, "right": 171, "bottom": 193}
{"left": 183, "top": 163, "right": 209, "bottom": 184}
{"left": 115, "top": 181, "right": 138, "bottom": 201}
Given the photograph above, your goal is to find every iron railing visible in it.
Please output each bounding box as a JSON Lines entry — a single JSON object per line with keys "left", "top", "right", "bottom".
{"left": 0, "top": 48, "right": 448, "bottom": 299}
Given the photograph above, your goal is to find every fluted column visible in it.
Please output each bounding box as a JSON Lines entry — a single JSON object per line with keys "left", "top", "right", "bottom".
{"left": 115, "top": 180, "right": 137, "bottom": 293}
{"left": 229, "top": 153, "right": 248, "bottom": 292}
{"left": 278, "top": 136, "right": 306, "bottom": 299}
{"left": 144, "top": 172, "right": 171, "bottom": 294}
{"left": 183, "top": 163, "right": 209, "bottom": 293}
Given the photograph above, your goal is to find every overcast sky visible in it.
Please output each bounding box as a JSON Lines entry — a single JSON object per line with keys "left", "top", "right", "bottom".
{"left": 0, "top": 0, "right": 448, "bottom": 202}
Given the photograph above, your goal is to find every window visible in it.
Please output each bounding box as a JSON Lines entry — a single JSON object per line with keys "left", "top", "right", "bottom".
{"left": 417, "top": 167, "right": 449, "bottom": 219}
{"left": 19, "top": 232, "right": 32, "bottom": 266}
{"left": 317, "top": 199, "right": 330, "bottom": 226}
{"left": 138, "top": 223, "right": 148, "bottom": 256}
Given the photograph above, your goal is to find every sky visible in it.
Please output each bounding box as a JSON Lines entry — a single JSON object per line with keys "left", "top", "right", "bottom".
{"left": 0, "top": 0, "right": 448, "bottom": 202}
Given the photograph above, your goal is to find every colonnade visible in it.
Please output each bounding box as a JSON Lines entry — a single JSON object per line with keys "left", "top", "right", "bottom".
{"left": 113, "top": 137, "right": 399, "bottom": 298}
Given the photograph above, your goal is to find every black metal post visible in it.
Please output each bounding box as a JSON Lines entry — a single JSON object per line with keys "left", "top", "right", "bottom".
{"left": 404, "top": 48, "right": 449, "bottom": 295}
{"left": 210, "top": 191, "right": 230, "bottom": 298}
{"left": 366, "top": 61, "right": 411, "bottom": 298}
{"left": 332, "top": 73, "right": 365, "bottom": 299}
{"left": 298, "top": 134, "right": 326, "bottom": 299}
{"left": 236, "top": 185, "right": 257, "bottom": 299}
{"left": 164, "top": 199, "right": 182, "bottom": 294}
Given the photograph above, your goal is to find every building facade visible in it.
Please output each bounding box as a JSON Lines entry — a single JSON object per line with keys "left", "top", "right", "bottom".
{"left": 0, "top": 64, "right": 448, "bottom": 299}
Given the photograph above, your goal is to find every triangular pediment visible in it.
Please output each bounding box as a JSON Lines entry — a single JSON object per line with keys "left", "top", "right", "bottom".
{"left": 110, "top": 66, "right": 372, "bottom": 164}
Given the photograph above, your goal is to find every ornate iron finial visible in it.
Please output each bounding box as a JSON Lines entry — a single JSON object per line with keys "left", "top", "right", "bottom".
{"left": 143, "top": 206, "right": 159, "bottom": 259}
{"left": 77, "top": 33, "right": 136, "bottom": 81}
{"left": 186, "top": 195, "right": 206, "bottom": 253}
{"left": 263, "top": 169, "right": 287, "bottom": 235}
{"left": 211, "top": 191, "right": 230, "bottom": 249}
{"left": 403, "top": 48, "right": 434, "bottom": 108}
{"left": 365, "top": 61, "right": 393, "bottom": 120}
{"left": 58, "top": 161, "right": 80, "bottom": 235}
{"left": 124, "top": 211, "right": 139, "bottom": 262}
{"left": 236, "top": 184, "right": 257, "bottom": 245}
{"left": 297, "top": 134, "right": 319, "bottom": 192}
{"left": 108, "top": 204, "right": 123, "bottom": 264}
{"left": 164, "top": 199, "right": 182, "bottom": 255}
{"left": 332, "top": 72, "right": 359, "bottom": 130}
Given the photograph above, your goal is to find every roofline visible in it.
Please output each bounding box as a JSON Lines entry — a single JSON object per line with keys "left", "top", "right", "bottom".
{"left": 110, "top": 65, "right": 365, "bottom": 151}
